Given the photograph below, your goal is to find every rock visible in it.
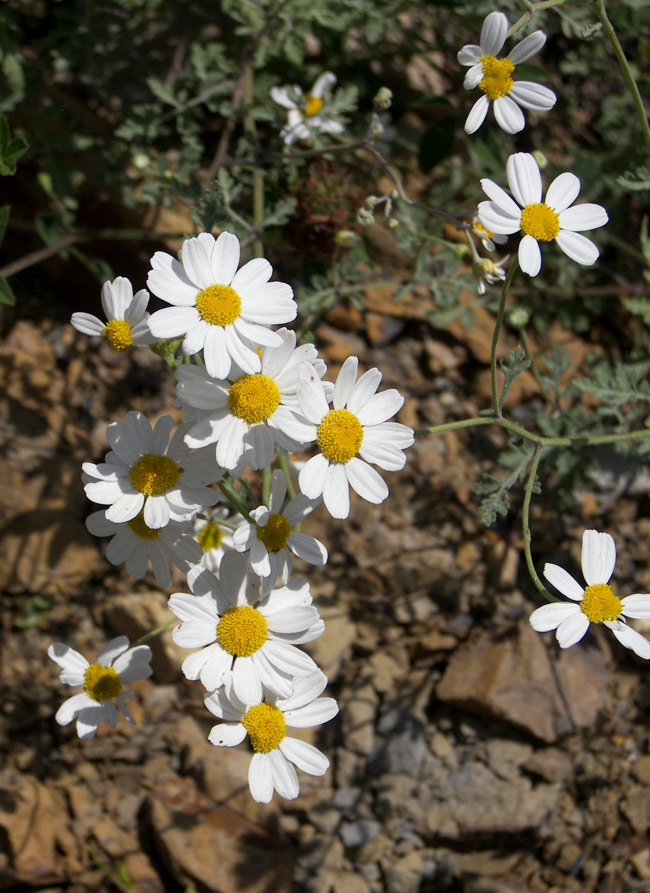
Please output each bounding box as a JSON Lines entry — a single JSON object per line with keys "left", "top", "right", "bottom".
{"left": 103, "top": 592, "right": 184, "bottom": 683}
{"left": 340, "top": 818, "right": 381, "bottom": 848}
{"left": 621, "top": 785, "right": 650, "bottom": 833}
{"left": 120, "top": 852, "right": 165, "bottom": 893}
{"left": 306, "top": 602, "right": 356, "bottom": 682}
{"left": 148, "top": 774, "right": 292, "bottom": 893}
{"left": 523, "top": 747, "right": 574, "bottom": 783}
{"left": 633, "top": 755, "right": 650, "bottom": 784}
{"left": 436, "top": 619, "right": 609, "bottom": 742}
{"left": 385, "top": 850, "right": 437, "bottom": 893}
{"left": 425, "top": 760, "right": 561, "bottom": 839}
{"left": 0, "top": 775, "right": 67, "bottom": 886}
{"left": 341, "top": 683, "right": 377, "bottom": 756}
{"left": 369, "top": 702, "right": 429, "bottom": 775}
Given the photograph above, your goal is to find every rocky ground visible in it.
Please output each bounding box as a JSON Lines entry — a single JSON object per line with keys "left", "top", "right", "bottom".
{"left": 3, "top": 233, "right": 650, "bottom": 893}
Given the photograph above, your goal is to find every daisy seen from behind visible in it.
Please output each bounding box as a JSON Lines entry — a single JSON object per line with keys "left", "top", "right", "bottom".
{"left": 177, "top": 327, "right": 325, "bottom": 471}
{"left": 205, "top": 670, "right": 339, "bottom": 803}
{"left": 478, "top": 152, "right": 608, "bottom": 277}
{"left": 168, "top": 552, "right": 324, "bottom": 703}
{"left": 296, "top": 356, "right": 414, "bottom": 519}
{"left": 233, "top": 469, "right": 327, "bottom": 592}
{"left": 71, "top": 276, "right": 155, "bottom": 351}
{"left": 194, "top": 506, "right": 242, "bottom": 572}
{"left": 472, "top": 215, "right": 507, "bottom": 253}
{"left": 147, "top": 231, "right": 296, "bottom": 380}
{"left": 530, "top": 529, "right": 650, "bottom": 658}
{"left": 85, "top": 510, "right": 202, "bottom": 587}
{"left": 458, "top": 11, "right": 556, "bottom": 134}
{"left": 48, "top": 636, "right": 153, "bottom": 739}
{"left": 82, "top": 411, "right": 219, "bottom": 529}
{"left": 271, "top": 72, "right": 343, "bottom": 146}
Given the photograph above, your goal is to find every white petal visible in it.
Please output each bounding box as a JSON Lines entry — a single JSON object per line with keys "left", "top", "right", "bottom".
{"left": 507, "top": 30, "right": 546, "bottom": 64}
{"left": 208, "top": 722, "right": 247, "bottom": 747}
{"left": 289, "top": 532, "right": 328, "bottom": 566}
{"left": 480, "top": 178, "right": 522, "bottom": 217}
{"left": 478, "top": 202, "right": 521, "bottom": 236}
{"left": 143, "top": 495, "right": 170, "bottom": 529}
{"left": 607, "top": 622, "right": 650, "bottom": 659}
{"left": 543, "top": 563, "right": 585, "bottom": 600}
{"left": 269, "top": 749, "right": 299, "bottom": 800}
{"left": 71, "top": 313, "right": 105, "bottom": 336}
{"left": 148, "top": 306, "right": 198, "bottom": 339}
{"left": 581, "top": 530, "right": 616, "bottom": 585}
{"left": 463, "top": 62, "right": 485, "bottom": 90}
{"left": 347, "top": 368, "right": 382, "bottom": 414}
{"left": 181, "top": 234, "right": 216, "bottom": 289}
{"left": 345, "top": 458, "right": 388, "bottom": 504}
{"left": 621, "top": 594, "right": 650, "bottom": 619}
{"left": 75, "top": 706, "right": 104, "bottom": 738}
{"left": 48, "top": 642, "right": 89, "bottom": 674}
{"left": 299, "top": 454, "right": 329, "bottom": 499}
{"left": 457, "top": 44, "right": 483, "bottom": 66}
{"left": 529, "top": 601, "right": 581, "bottom": 632}
{"left": 311, "top": 71, "right": 336, "bottom": 98}
{"left": 249, "top": 753, "right": 274, "bottom": 803}
{"left": 518, "top": 234, "right": 542, "bottom": 277}
{"left": 203, "top": 324, "right": 231, "bottom": 379}
{"left": 55, "top": 692, "right": 95, "bottom": 725}
{"left": 493, "top": 96, "right": 525, "bottom": 134}
{"left": 509, "top": 81, "right": 556, "bottom": 111}
{"left": 545, "top": 172, "right": 581, "bottom": 213}
{"left": 556, "top": 612, "right": 590, "bottom": 648}
{"left": 323, "top": 463, "right": 350, "bottom": 519}
{"left": 507, "top": 153, "right": 542, "bottom": 206}
{"left": 279, "top": 737, "right": 329, "bottom": 776}
{"left": 284, "top": 696, "right": 339, "bottom": 728}
{"left": 270, "top": 86, "right": 298, "bottom": 109}
{"left": 98, "top": 636, "right": 130, "bottom": 667}
{"left": 464, "top": 96, "right": 490, "bottom": 134}
{"left": 480, "top": 11, "right": 508, "bottom": 56}
{"left": 211, "top": 231, "right": 240, "bottom": 285}
{"left": 556, "top": 231, "right": 600, "bottom": 266}
{"left": 333, "top": 356, "right": 358, "bottom": 409}
{"left": 357, "top": 390, "right": 404, "bottom": 427}
{"left": 558, "top": 203, "right": 609, "bottom": 232}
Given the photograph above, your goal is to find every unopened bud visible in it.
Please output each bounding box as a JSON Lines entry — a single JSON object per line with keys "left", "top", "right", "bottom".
{"left": 508, "top": 307, "right": 530, "bottom": 328}
{"left": 374, "top": 87, "right": 393, "bottom": 110}
{"left": 357, "top": 208, "right": 374, "bottom": 227}
{"left": 532, "top": 150, "right": 548, "bottom": 170}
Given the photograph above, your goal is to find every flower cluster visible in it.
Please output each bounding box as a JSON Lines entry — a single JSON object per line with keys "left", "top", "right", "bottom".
{"left": 54, "top": 228, "right": 414, "bottom": 801}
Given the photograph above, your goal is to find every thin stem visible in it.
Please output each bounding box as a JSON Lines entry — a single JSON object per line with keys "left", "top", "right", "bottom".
{"left": 262, "top": 466, "right": 271, "bottom": 507}
{"left": 276, "top": 450, "right": 297, "bottom": 499}
{"left": 131, "top": 619, "right": 176, "bottom": 647}
{"left": 217, "top": 479, "right": 254, "bottom": 524}
{"left": 491, "top": 259, "right": 519, "bottom": 417}
{"left": 244, "top": 65, "right": 264, "bottom": 257}
{"left": 594, "top": 0, "right": 650, "bottom": 158}
{"left": 521, "top": 447, "right": 557, "bottom": 601}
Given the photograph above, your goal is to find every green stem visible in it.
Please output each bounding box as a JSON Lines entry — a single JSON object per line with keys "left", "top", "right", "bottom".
{"left": 131, "top": 619, "right": 176, "bottom": 647}
{"left": 217, "top": 479, "right": 254, "bottom": 524}
{"left": 521, "top": 447, "right": 557, "bottom": 601}
{"left": 276, "top": 450, "right": 297, "bottom": 499}
{"left": 262, "top": 466, "right": 271, "bottom": 507}
{"left": 415, "top": 415, "right": 650, "bottom": 448}
{"left": 594, "top": 0, "right": 650, "bottom": 158}
{"left": 520, "top": 327, "right": 552, "bottom": 404}
{"left": 243, "top": 65, "right": 264, "bottom": 256}
{"left": 491, "top": 259, "right": 519, "bottom": 417}
{"left": 509, "top": 0, "right": 568, "bottom": 37}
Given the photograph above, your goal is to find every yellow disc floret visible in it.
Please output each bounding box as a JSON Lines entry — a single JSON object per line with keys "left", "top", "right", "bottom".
{"left": 580, "top": 583, "right": 623, "bottom": 624}
{"left": 257, "top": 513, "right": 291, "bottom": 553}
{"left": 217, "top": 606, "right": 268, "bottom": 657}
{"left": 195, "top": 284, "right": 242, "bottom": 326}
{"left": 127, "top": 511, "right": 161, "bottom": 540}
{"left": 103, "top": 320, "right": 133, "bottom": 351}
{"left": 229, "top": 374, "right": 281, "bottom": 424}
{"left": 242, "top": 702, "right": 286, "bottom": 753}
{"left": 129, "top": 454, "right": 180, "bottom": 496}
{"left": 84, "top": 663, "right": 122, "bottom": 702}
{"left": 304, "top": 94, "right": 323, "bottom": 117}
{"left": 479, "top": 56, "right": 515, "bottom": 100}
{"left": 317, "top": 408, "right": 363, "bottom": 464}
{"left": 197, "top": 521, "right": 224, "bottom": 552}
{"left": 520, "top": 203, "right": 560, "bottom": 242}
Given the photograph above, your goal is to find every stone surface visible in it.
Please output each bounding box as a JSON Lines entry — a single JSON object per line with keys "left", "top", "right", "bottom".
{"left": 436, "top": 619, "right": 609, "bottom": 742}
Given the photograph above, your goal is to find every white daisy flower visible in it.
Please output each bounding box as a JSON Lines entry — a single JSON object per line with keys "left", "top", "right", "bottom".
{"left": 233, "top": 469, "right": 327, "bottom": 592}
{"left": 294, "top": 356, "right": 414, "bottom": 519}
{"left": 177, "top": 328, "right": 325, "bottom": 471}
{"left": 471, "top": 215, "right": 508, "bottom": 253}
{"left": 168, "top": 551, "right": 324, "bottom": 703}
{"left": 478, "top": 152, "right": 609, "bottom": 277}
{"left": 194, "top": 507, "right": 242, "bottom": 572}
{"left": 530, "top": 529, "right": 650, "bottom": 658}
{"left": 71, "top": 277, "right": 155, "bottom": 351}
{"left": 85, "top": 510, "right": 202, "bottom": 587}
{"left": 458, "top": 11, "right": 556, "bottom": 134}
{"left": 475, "top": 255, "right": 510, "bottom": 295}
{"left": 82, "top": 411, "right": 220, "bottom": 530}
{"left": 147, "top": 231, "right": 296, "bottom": 380}
{"left": 270, "top": 72, "right": 344, "bottom": 146}
{"left": 48, "top": 636, "right": 153, "bottom": 739}
{"left": 205, "top": 670, "right": 338, "bottom": 803}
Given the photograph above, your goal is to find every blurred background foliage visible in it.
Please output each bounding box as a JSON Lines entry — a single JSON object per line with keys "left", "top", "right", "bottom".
{"left": 1, "top": 0, "right": 650, "bottom": 520}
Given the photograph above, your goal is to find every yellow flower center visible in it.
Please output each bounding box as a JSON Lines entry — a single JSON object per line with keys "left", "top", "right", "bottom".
{"left": 479, "top": 56, "right": 515, "bottom": 100}
{"left": 84, "top": 663, "right": 122, "bottom": 702}
{"left": 473, "top": 220, "right": 493, "bottom": 238}
{"left": 195, "top": 284, "right": 242, "bottom": 327}
{"left": 217, "top": 606, "right": 268, "bottom": 657}
{"left": 257, "top": 513, "right": 291, "bottom": 553}
{"left": 103, "top": 320, "right": 133, "bottom": 351}
{"left": 229, "top": 374, "right": 281, "bottom": 424}
{"left": 317, "top": 408, "right": 363, "bottom": 464}
{"left": 129, "top": 454, "right": 180, "bottom": 496}
{"left": 197, "top": 521, "right": 224, "bottom": 552}
{"left": 304, "top": 94, "right": 323, "bottom": 117}
{"left": 520, "top": 203, "right": 560, "bottom": 242}
{"left": 242, "top": 702, "right": 286, "bottom": 753}
{"left": 127, "top": 511, "right": 161, "bottom": 540}
{"left": 580, "top": 583, "right": 623, "bottom": 624}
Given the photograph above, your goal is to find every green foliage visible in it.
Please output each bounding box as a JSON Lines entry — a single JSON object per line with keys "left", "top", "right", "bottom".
{"left": 499, "top": 347, "right": 531, "bottom": 413}
{"left": 0, "top": 115, "right": 27, "bottom": 174}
